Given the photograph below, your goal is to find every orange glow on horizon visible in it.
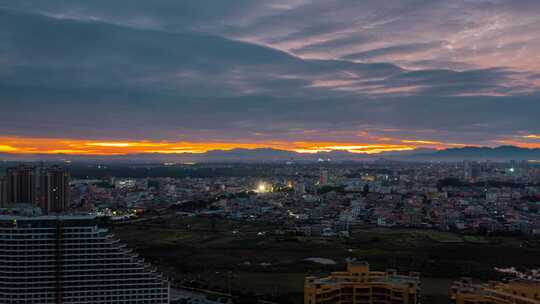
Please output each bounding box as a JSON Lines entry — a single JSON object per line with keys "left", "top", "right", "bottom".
{"left": 401, "top": 140, "right": 467, "bottom": 148}
{"left": 0, "top": 136, "right": 424, "bottom": 155}
{"left": 0, "top": 145, "right": 19, "bottom": 152}
{"left": 401, "top": 140, "right": 444, "bottom": 145}
{"left": 0, "top": 135, "right": 533, "bottom": 156}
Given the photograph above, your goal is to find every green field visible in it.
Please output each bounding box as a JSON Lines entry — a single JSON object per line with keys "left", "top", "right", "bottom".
{"left": 111, "top": 217, "right": 540, "bottom": 304}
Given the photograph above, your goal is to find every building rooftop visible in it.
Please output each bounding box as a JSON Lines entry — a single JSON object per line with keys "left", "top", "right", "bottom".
{"left": 307, "top": 262, "right": 420, "bottom": 287}
{"left": 0, "top": 214, "right": 96, "bottom": 221}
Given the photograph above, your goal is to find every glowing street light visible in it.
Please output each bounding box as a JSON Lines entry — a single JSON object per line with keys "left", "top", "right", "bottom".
{"left": 256, "top": 182, "right": 270, "bottom": 193}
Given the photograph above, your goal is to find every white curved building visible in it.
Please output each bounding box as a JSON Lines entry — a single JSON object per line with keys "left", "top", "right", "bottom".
{"left": 0, "top": 215, "right": 169, "bottom": 303}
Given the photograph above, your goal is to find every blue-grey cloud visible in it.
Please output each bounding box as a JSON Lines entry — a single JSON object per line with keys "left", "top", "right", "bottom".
{"left": 342, "top": 42, "right": 444, "bottom": 61}
{"left": 292, "top": 35, "right": 374, "bottom": 55}
{"left": 0, "top": 1, "right": 539, "bottom": 146}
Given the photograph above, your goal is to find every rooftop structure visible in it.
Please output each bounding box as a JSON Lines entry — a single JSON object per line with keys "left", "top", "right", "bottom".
{"left": 451, "top": 277, "right": 540, "bottom": 304}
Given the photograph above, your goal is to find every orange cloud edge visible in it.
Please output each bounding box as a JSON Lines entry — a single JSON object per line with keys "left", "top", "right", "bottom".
{"left": 0, "top": 135, "right": 539, "bottom": 156}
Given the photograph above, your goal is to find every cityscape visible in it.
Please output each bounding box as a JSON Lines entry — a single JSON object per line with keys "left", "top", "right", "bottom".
{"left": 2, "top": 0, "right": 540, "bottom": 303}
{"left": 1, "top": 160, "right": 539, "bottom": 303}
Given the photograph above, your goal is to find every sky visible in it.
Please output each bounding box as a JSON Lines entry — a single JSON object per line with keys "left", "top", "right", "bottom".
{"left": 1, "top": 0, "right": 540, "bottom": 155}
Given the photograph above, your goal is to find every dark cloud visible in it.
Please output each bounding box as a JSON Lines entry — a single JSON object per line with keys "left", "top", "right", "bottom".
{"left": 0, "top": 1, "right": 539, "bottom": 145}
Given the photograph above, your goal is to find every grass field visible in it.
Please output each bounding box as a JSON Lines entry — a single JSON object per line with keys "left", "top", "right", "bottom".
{"left": 111, "top": 217, "right": 540, "bottom": 304}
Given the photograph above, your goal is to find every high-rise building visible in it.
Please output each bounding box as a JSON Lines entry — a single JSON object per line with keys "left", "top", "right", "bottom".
{"left": 5, "top": 165, "right": 71, "bottom": 213}
{"left": 451, "top": 277, "right": 540, "bottom": 304}
{"left": 320, "top": 169, "right": 329, "bottom": 185}
{"left": 6, "top": 165, "right": 36, "bottom": 205}
{"left": 0, "top": 177, "right": 7, "bottom": 208}
{"left": 463, "top": 161, "right": 472, "bottom": 181}
{"left": 294, "top": 181, "right": 307, "bottom": 195}
{"left": 0, "top": 215, "right": 169, "bottom": 304}
{"left": 304, "top": 261, "right": 421, "bottom": 304}
{"left": 39, "top": 166, "right": 71, "bottom": 213}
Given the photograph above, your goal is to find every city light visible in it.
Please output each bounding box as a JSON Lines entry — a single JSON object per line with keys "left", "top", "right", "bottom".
{"left": 3, "top": 1, "right": 540, "bottom": 303}
{"left": 255, "top": 182, "right": 270, "bottom": 193}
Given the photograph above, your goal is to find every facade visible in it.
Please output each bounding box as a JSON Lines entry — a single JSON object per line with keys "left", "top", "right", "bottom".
{"left": 39, "top": 166, "right": 71, "bottom": 213}
{"left": 451, "top": 278, "right": 540, "bottom": 304}
{"left": 320, "top": 169, "right": 329, "bottom": 186}
{"left": 0, "top": 215, "right": 169, "bottom": 304}
{"left": 4, "top": 165, "right": 71, "bottom": 213}
{"left": 6, "top": 165, "right": 36, "bottom": 205}
{"left": 0, "top": 177, "right": 7, "bottom": 208}
{"left": 304, "top": 261, "right": 421, "bottom": 304}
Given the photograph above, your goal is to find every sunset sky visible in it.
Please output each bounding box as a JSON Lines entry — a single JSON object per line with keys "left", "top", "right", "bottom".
{"left": 1, "top": 0, "right": 540, "bottom": 155}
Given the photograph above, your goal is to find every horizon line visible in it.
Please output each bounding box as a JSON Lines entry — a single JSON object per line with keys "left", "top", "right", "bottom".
{"left": 0, "top": 136, "right": 540, "bottom": 157}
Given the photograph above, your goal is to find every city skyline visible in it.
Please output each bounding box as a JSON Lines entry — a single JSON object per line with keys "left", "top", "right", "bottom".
{"left": 1, "top": 1, "right": 540, "bottom": 155}
{"left": 2, "top": 3, "right": 540, "bottom": 303}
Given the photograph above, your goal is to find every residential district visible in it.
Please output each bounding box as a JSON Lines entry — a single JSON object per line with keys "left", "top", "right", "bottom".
{"left": 0, "top": 160, "right": 539, "bottom": 303}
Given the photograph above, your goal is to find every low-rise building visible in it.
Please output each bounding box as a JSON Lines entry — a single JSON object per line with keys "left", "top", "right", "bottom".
{"left": 451, "top": 277, "right": 540, "bottom": 304}
{"left": 304, "top": 261, "right": 420, "bottom": 304}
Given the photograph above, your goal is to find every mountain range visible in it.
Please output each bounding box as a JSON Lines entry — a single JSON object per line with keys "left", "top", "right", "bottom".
{"left": 1, "top": 146, "right": 540, "bottom": 163}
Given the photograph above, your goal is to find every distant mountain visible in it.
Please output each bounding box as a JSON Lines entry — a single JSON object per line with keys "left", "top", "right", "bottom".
{"left": 202, "top": 148, "right": 297, "bottom": 161}
{"left": 409, "top": 145, "right": 540, "bottom": 161}
{"left": 1, "top": 146, "right": 539, "bottom": 163}
{"left": 0, "top": 148, "right": 381, "bottom": 163}
{"left": 378, "top": 148, "right": 438, "bottom": 156}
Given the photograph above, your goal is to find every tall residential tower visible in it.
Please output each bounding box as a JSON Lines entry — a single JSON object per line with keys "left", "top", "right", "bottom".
{"left": 0, "top": 177, "right": 7, "bottom": 208}
{"left": 6, "top": 165, "right": 36, "bottom": 205}
{"left": 4, "top": 165, "right": 71, "bottom": 213}
{"left": 39, "top": 166, "right": 71, "bottom": 213}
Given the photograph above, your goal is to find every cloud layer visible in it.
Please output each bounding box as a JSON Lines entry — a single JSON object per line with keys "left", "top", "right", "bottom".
{"left": 1, "top": 1, "right": 540, "bottom": 152}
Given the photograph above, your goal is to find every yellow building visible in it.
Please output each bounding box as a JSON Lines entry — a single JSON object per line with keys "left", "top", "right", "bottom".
{"left": 451, "top": 277, "right": 540, "bottom": 304}
{"left": 304, "top": 261, "right": 421, "bottom": 304}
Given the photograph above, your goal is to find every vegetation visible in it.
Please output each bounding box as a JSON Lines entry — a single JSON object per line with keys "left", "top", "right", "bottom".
{"left": 111, "top": 217, "right": 540, "bottom": 304}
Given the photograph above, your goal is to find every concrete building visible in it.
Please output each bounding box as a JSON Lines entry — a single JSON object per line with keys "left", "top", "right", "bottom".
{"left": 451, "top": 278, "right": 540, "bottom": 304}
{"left": 0, "top": 177, "right": 7, "bottom": 208}
{"left": 0, "top": 215, "right": 169, "bottom": 303}
{"left": 320, "top": 169, "right": 329, "bottom": 186}
{"left": 4, "top": 165, "right": 70, "bottom": 213}
{"left": 39, "top": 166, "right": 71, "bottom": 213}
{"left": 304, "top": 261, "right": 421, "bottom": 304}
{"left": 6, "top": 165, "right": 36, "bottom": 205}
